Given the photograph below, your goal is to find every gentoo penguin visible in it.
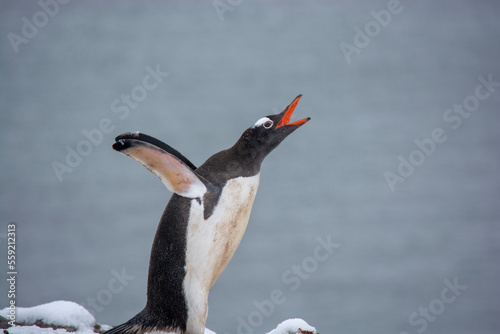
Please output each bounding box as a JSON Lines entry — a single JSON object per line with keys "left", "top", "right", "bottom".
{"left": 105, "top": 95, "right": 310, "bottom": 334}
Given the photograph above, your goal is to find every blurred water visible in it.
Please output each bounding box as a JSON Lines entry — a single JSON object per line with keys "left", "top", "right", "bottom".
{"left": 1, "top": 1, "right": 499, "bottom": 333}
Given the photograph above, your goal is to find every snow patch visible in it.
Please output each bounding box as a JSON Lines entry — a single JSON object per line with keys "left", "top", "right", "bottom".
{"left": 1, "top": 301, "right": 316, "bottom": 334}
{"left": 266, "top": 318, "right": 317, "bottom": 334}
{"left": 3, "top": 325, "right": 75, "bottom": 334}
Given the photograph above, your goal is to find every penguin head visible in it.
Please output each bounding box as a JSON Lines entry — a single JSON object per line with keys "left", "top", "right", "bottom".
{"left": 234, "top": 95, "right": 310, "bottom": 163}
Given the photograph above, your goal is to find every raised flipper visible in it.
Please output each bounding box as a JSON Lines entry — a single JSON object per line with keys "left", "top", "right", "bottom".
{"left": 113, "top": 132, "right": 208, "bottom": 199}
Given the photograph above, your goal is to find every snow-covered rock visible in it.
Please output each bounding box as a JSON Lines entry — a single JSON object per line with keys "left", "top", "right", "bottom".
{"left": 0, "top": 301, "right": 99, "bottom": 334}
{"left": 267, "top": 319, "right": 316, "bottom": 334}
{"left": 0, "top": 301, "right": 317, "bottom": 334}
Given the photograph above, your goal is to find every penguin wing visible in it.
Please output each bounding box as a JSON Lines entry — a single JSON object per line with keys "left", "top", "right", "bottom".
{"left": 113, "top": 132, "right": 208, "bottom": 199}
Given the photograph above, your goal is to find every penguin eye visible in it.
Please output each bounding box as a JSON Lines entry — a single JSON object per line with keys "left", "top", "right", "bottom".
{"left": 263, "top": 120, "right": 273, "bottom": 129}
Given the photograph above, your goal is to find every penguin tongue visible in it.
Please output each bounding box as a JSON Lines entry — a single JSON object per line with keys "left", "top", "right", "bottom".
{"left": 276, "top": 95, "right": 310, "bottom": 128}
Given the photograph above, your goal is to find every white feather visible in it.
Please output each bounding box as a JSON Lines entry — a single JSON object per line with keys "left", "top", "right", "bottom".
{"left": 252, "top": 117, "right": 272, "bottom": 128}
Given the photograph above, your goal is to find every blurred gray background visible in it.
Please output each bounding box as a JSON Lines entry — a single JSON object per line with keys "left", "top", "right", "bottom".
{"left": 1, "top": 1, "right": 499, "bottom": 333}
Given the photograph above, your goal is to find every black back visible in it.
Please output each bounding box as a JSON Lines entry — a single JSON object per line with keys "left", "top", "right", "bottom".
{"left": 143, "top": 194, "right": 191, "bottom": 330}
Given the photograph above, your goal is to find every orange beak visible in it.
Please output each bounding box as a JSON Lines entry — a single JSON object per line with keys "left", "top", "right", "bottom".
{"left": 276, "top": 95, "right": 310, "bottom": 128}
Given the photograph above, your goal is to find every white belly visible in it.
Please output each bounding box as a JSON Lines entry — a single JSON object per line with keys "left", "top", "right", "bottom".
{"left": 184, "top": 173, "right": 260, "bottom": 333}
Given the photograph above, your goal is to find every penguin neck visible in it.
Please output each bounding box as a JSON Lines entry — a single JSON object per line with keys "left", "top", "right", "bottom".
{"left": 196, "top": 145, "right": 263, "bottom": 184}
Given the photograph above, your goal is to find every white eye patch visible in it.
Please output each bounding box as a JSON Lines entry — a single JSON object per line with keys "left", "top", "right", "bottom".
{"left": 252, "top": 117, "right": 273, "bottom": 129}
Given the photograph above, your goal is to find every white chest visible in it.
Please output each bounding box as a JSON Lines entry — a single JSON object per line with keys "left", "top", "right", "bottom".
{"left": 183, "top": 173, "right": 260, "bottom": 333}
{"left": 185, "top": 173, "right": 260, "bottom": 287}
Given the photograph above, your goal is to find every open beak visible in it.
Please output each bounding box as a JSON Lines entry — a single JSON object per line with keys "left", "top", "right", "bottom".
{"left": 276, "top": 95, "right": 311, "bottom": 128}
